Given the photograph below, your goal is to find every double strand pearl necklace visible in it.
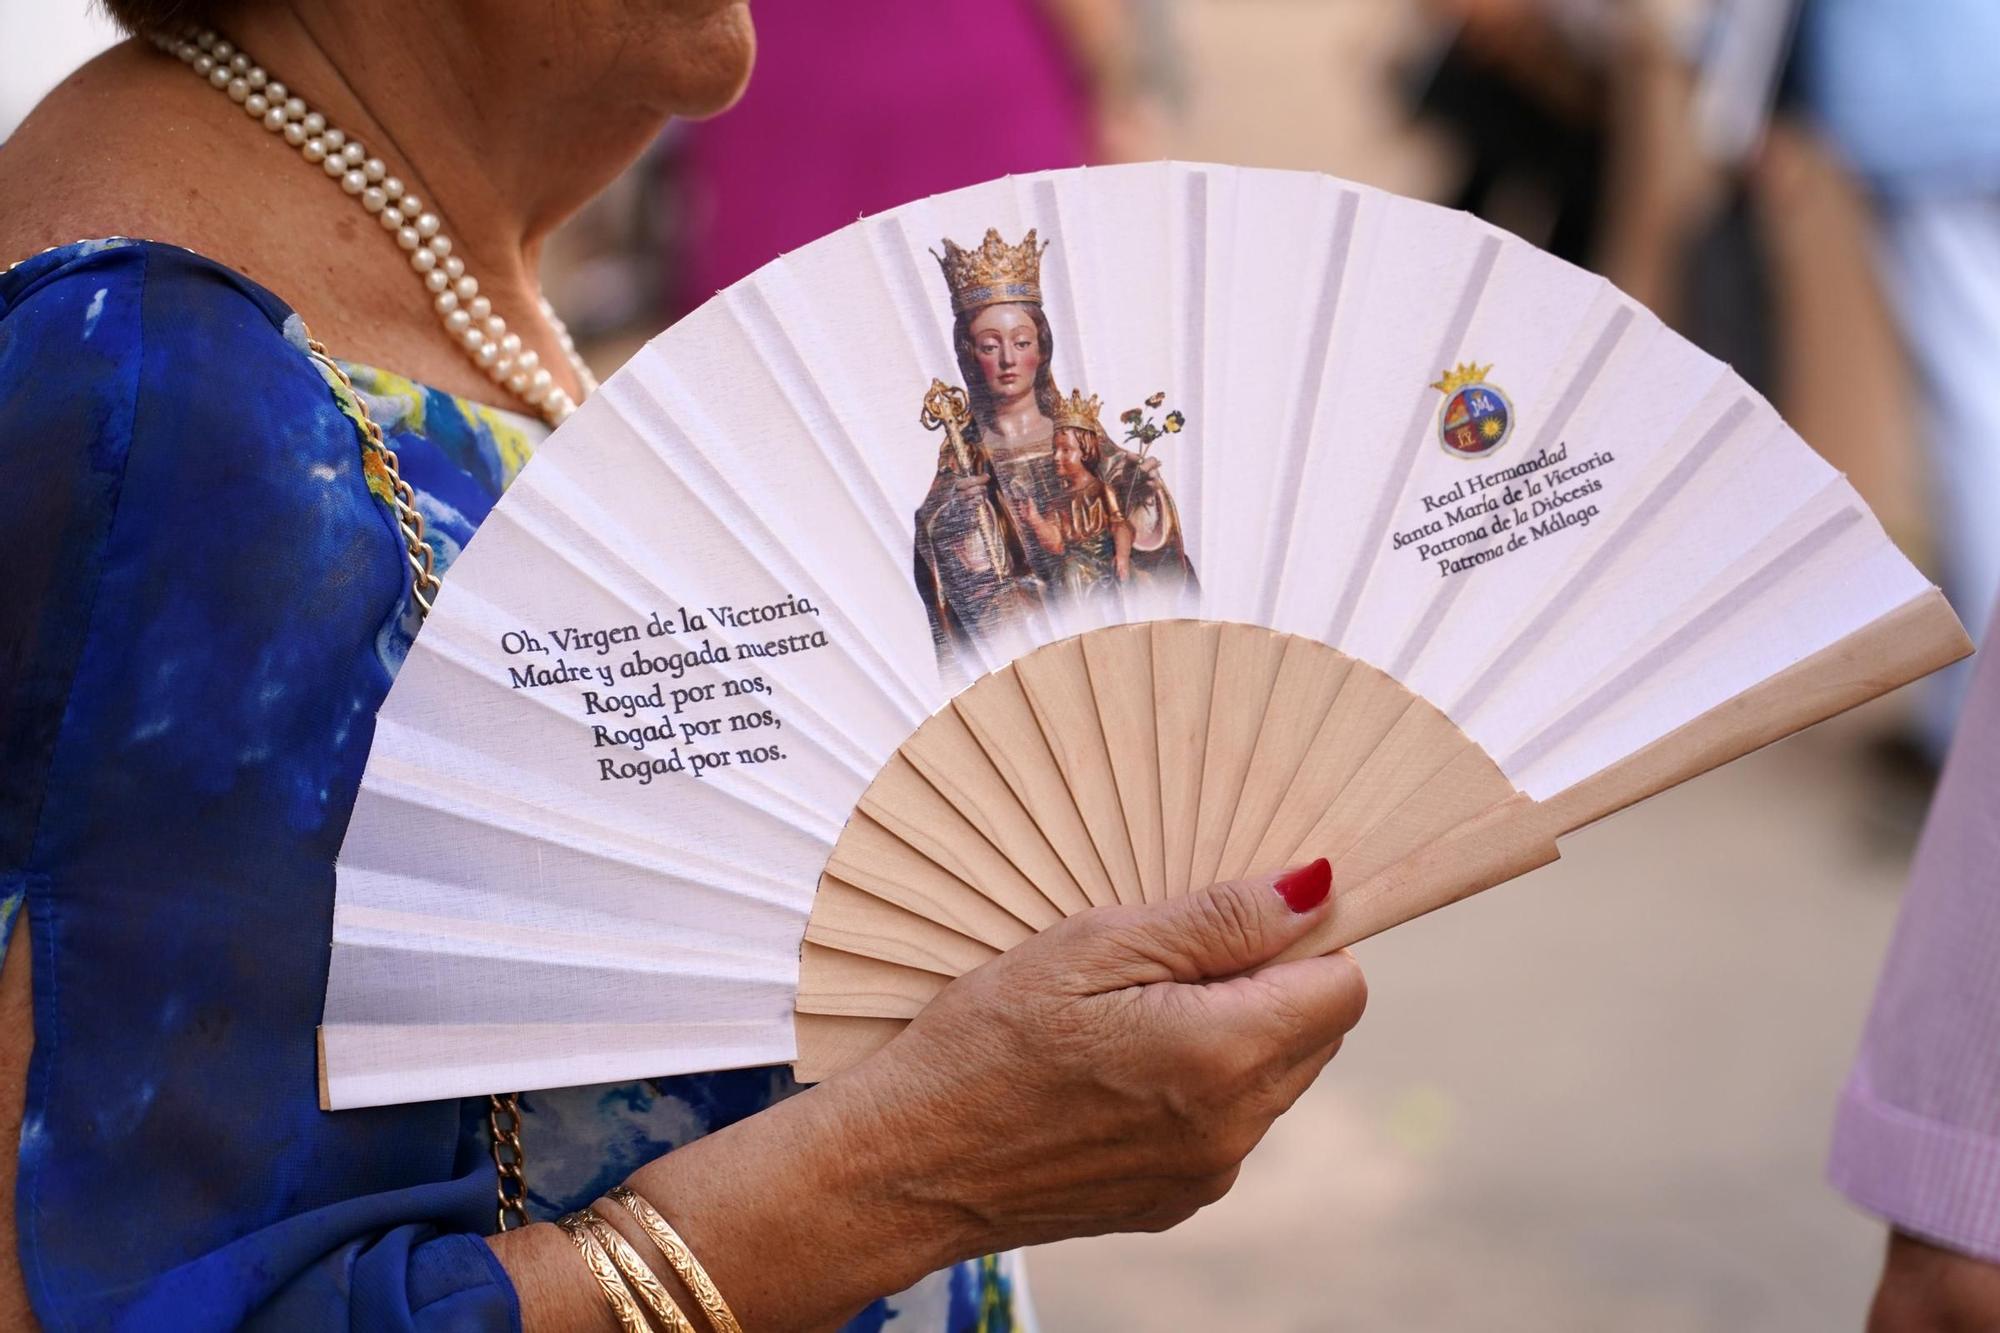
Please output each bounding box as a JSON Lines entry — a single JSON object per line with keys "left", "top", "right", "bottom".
{"left": 152, "top": 27, "right": 597, "bottom": 427}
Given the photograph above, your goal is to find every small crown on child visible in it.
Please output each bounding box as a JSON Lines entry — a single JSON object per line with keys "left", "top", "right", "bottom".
{"left": 1051, "top": 388, "right": 1106, "bottom": 436}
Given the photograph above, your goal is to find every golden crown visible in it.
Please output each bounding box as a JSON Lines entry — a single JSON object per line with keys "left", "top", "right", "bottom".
{"left": 933, "top": 228, "right": 1047, "bottom": 314}
{"left": 1051, "top": 388, "right": 1105, "bottom": 436}
{"left": 1430, "top": 362, "right": 1495, "bottom": 395}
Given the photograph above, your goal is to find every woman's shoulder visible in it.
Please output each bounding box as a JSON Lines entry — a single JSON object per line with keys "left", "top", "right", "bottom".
{"left": 0, "top": 238, "right": 383, "bottom": 497}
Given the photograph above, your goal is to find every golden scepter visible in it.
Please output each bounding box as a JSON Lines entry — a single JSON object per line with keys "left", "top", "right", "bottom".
{"left": 921, "top": 378, "right": 1015, "bottom": 580}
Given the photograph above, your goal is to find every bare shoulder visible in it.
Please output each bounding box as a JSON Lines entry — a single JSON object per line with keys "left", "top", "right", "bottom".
{"left": 0, "top": 41, "right": 318, "bottom": 302}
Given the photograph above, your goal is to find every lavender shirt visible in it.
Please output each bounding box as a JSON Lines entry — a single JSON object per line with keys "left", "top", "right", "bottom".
{"left": 1830, "top": 625, "right": 2000, "bottom": 1263}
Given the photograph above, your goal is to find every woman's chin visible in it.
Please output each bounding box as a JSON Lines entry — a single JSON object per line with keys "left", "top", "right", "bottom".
{"left": 662, "top": 2, "right": 757, "bottom": 119}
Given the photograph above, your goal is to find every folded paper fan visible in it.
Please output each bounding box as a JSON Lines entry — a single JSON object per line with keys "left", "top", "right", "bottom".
{"left": 319, "top": 162, "right": 1969, "bottom": 1110}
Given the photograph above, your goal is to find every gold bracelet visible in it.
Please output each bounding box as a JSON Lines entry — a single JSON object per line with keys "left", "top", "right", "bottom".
{"left": 578, "top": 1209, "right": 699, "bottom": 1333}
{"left": 556, "top": 1211, "right": 651, "bottom": 1333}
{"left": 608, "top": 1185, "right": 745, "bottom": 1333}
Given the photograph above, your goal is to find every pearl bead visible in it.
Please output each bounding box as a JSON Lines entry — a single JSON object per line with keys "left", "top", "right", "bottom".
{"left": 427, "top": 236, "right": 451, "bottom": 259}
{"left": 515, "top": 349, "right": 539, "bottom": 374}
{"left": 460, "top": 326, "right": 486, "bottom": 351}
{"left": 379, "top": 207, "right": 405, "bottom": 232}
{"left": 263, "top": 107, "right": 287, "bottom": 131}
{"left": 488, "top": 358, "right": 514, "bottom": 383}
{"left": 301, "top": 111, "right": 325, "bottom": 135}
{"left": 323, "top": 129, "right": 346, "bottom": 151}
{"left": 507, "top": 371, "right": 530, "bottom": 394}
{"left": 412, "top": 247, "right": 438, "bottom": 273}
{"left": 323, "top": 154, "right": 349, "bottom": 178}
{"left": 474, "top": 341, "right": 499, "bottom": 366}
{"left": 414, "top": 213, "right": 440, "bottom": 239}
{"left": 467, "top": 295, "right": 491, "bottom": 320}
{"left": 302, "top": 138, "right": 327, "bottom": 163}
{"left": 397, "top": 196, "right": 422, "bottom": 220}
{"left": 523, "top": 377, "right": 551, "bottom": 407}
{"left": 499, "top": 332, "right": 521, "bottom": 356}
{"left": 177, "top": 44, "right": 197, "bottom": 62}
{"left": 454, "top": 275, "right": 478, "bottom": 300}
{"left": 283, "top": 97, "right": 305, "bottom": 120}
{"left": 283, "top": 122, "right": 307, "bottom": 146}
{"left": 211, "top": 39, "right": 234, "bottom": 59}
{"left": 230, "top": 53, "right": 250, "bottom": 72}
{"left": 193, "top": 54, "right": 215, "bottom": 75}
{"left": 226, "top": 78, "right": 249, "bottom": 102}
{"left": 434, "top": 288, "right": 458, "bottom": 311}
{"left": 244, "top": 93, "right": 268, "bottom": 116}
{"left": 443, "top": 257, "right": 465, "bottom": 279}
{"left": 445, "top": 308, "right": 470, "bottom": 333}
{"left": 209, "top": 67, "right": 231, "bottom": 88}
{"left": 361, "top": 186, "right": 387, "bottom": 213}
{"left": 341, "top": 170, "right": 367, "bottom": 195}
{"left": 363, "top": 158, "right": 386, "bottom": 183}
{"left": 266, "top": 81, "right": 287, "bottom": 102}
{"left": 382, "top": 176, "right": 404, "bottom": 201}
{"left": 484, "top": 315, "right": 506, "bottom": 339}
{"left": 246, "top": 67, "right": 267, "bottom": 90}
{"left": 396, "top": 226, "right": 421, "bottom": 251}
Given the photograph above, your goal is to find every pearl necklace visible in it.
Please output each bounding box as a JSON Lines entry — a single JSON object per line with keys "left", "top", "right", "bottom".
{"left": 151, "top": 27, "right": 597, "bottom": 427}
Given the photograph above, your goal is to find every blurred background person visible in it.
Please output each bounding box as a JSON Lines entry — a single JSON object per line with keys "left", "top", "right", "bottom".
{"left": 1798, "top": 0, "right": 2000, "bottom": 768}
{"left": 666, "top": 0, "right": 1181, "bottom": 314}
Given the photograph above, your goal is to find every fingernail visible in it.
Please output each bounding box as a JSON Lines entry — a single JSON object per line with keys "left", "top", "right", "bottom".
{"left": 1273, "top": 858, "right": 1332, "bottom": 914}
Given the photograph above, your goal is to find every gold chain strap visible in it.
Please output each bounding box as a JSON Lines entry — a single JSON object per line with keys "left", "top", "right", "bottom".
{"left": 304, "top": 334, "right": 528, "bottom": 1232}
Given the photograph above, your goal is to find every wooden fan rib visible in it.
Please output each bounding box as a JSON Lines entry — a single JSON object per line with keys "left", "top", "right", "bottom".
{"left": 804, "top": 876, "right": 1001, "bottom": 977}
{"left": 1212, "top": 638, "right": 1355, "bottom": 884}
{"left": 851, "top": 755, "right": 1064, "bottom": 932}
{"left": 1152, "top": 620, "right": 1221, "bottom": 899}
{"left": 1186, "top": 625, "right": 1290, "bottom": 890}
{"left": 952, "top": 668, "right": 1122, "bottom": 910}
{"left": 898, "top": 705, "right": 1092, "bottom": 918}
{"left": 1013, "top": 639, "right": 1147, "bottom": 906}
{"left": 1249, "top": 663, "right": 1419, "bottom": 871}
{"left": 1293, "top": 703, "right": 1471, "bottom": 868}
{"left": 1081, "top": 625, "right": 1169, "bottom": 903}
{"left": 794, "top": 942, "right": 947, "bottom": 1019}
{"left": 822, "top": 814, "right": 1039, "bottom": 950}
{"left": 791, "top": 1013, "right": 906, "bottom": 1084}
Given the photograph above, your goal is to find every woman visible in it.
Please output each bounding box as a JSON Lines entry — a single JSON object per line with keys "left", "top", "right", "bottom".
{"left": 913, "top": 230, "right": 1192, "bottom": 658}
{"left": 0, "top": 5, "right": 1365, "bottom": 1330}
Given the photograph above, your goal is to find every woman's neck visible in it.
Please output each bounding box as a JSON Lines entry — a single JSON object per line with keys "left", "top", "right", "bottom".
{"left": 985, "top": 395, "right": 1051, "bottom": 444}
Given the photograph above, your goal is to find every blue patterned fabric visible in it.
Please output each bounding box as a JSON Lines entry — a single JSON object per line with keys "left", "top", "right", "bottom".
{"left": 0, "top": 239, "right": 1023, "bottom": 1331}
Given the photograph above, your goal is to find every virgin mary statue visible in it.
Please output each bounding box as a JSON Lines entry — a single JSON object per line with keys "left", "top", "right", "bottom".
{"left": 911, "top": 228, "right": 1195, "bottom": 663}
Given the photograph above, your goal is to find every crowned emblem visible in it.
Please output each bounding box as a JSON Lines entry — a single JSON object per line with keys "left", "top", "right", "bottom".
{"left": 1430, "top": 362, "right": 1513, "bottom": 459}
{"left": 933, "top": 228, "right": 1048, "bottom": 314}
{"left": 1051, "top": 387, "right": 1105, "bottom": 437}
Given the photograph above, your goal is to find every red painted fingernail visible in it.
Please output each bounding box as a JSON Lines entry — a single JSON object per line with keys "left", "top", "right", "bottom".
{"left": 1273, "top": 858, "right": 1332, "bottom": 914}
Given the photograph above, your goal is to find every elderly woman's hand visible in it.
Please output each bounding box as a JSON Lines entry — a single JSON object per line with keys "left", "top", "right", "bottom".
{"left": 520, "top": 861, "right": 1361, "bottom": 1332}
{"left": 859, "top": 859, "right": 1361, "bottom": 1249}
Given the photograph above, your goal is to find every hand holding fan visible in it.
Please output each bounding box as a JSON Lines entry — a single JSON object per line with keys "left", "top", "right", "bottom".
{"left": 320, "top": 162, "right": 1968, "bottom": 1109}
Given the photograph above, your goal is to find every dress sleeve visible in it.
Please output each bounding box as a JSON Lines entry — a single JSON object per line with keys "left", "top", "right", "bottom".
{"left": 0, "top": 242, "right": 520, "bottom": 1331}
{"left": 1828, "top": 589, "right": 2000, "bottom": 1265}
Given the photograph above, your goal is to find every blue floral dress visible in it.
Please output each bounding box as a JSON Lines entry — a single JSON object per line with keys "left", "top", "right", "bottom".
{"left": 0, "top": 239, "right": 1027, "bottom": 1331}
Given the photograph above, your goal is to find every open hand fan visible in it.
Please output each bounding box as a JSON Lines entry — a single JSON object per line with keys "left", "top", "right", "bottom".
{"left": 319, "top": 162, "right": 1969, "bottom": 1110}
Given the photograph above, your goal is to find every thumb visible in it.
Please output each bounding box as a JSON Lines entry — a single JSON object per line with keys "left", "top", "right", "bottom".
{"left": 1082, "top": 859, "right": 1333, "bottom": 988}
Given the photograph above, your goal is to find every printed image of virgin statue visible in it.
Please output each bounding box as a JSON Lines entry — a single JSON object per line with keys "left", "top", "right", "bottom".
{"left": 912, "top": 228, "right": 1196, "bottom": 663}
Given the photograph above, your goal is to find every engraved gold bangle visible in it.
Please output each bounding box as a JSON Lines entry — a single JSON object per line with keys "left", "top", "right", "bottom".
{"left": 607, "top": 1185, "right": 745, "bottom": 1333}
{"left": 556, "top": 1211, "right": 650, "bottom": 1333}
{"left": 578, "top": 1209, "right": 699, "bottom": 1333}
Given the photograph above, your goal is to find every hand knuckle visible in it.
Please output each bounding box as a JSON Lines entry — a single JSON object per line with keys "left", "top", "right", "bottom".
{"left": 1191, "top": 886, "right": 1266, "bottom": 963}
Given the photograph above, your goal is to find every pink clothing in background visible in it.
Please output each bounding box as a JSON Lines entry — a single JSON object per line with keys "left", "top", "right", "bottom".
{"left": 674, "top": 0, "right": 1092, "bottom": 307}
{"left": 1830, "top": 613, "right": 2000, "bottom": 1264}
